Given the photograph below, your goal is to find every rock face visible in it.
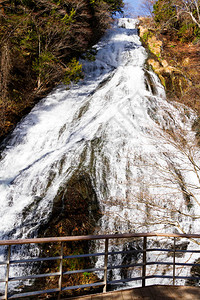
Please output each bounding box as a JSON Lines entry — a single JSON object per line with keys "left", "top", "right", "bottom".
{"left": 38, "top": 171, "right": 100, "bottom": 237}
{"left": 138, "top": 17, "right": 200, "bottom": 117}
{"left": 36, "top": 172, "right": 101, "bottom": 297}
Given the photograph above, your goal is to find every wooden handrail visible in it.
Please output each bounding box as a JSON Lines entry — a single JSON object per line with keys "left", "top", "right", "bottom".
{"left": 0, "top": 232, "right": 200, "bottom": 246}
{"left": 0, "top": 232, "right": 200, "bottom": 299}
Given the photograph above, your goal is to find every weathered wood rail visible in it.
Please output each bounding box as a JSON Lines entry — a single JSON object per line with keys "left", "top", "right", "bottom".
{"left": 0, "top": 232, "right": 200, "bottom": 299}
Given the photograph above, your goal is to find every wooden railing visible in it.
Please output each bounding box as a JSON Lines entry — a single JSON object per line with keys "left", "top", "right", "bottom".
{"left": 0, "top": 232, "right": 200, "bottom": 299}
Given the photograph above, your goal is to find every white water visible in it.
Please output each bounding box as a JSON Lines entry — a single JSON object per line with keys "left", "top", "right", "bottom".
{"left": 0, "top": 18, "right": 200, "bottom": 288}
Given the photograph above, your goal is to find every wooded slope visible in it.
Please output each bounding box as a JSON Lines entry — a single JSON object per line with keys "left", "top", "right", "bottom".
{"left": 0, "top": 0, "right": 124, "bottom": 141}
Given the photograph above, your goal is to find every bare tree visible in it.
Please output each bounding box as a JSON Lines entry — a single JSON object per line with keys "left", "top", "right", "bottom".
{"left": 122, "top": 3, "right": 135, "bottom": 18}
{"left": 100, "top": 120, "right": 200, "bottom": 247}
{"left": 139, "top": 0, "right": 156, "bottom": 17}
{"left": 176, "top": 0, "right": 200, "bottom": 28}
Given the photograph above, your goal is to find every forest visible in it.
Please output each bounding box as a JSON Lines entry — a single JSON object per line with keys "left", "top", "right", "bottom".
{"left": 0, "top": 0, "right": 124, "bottom": 141}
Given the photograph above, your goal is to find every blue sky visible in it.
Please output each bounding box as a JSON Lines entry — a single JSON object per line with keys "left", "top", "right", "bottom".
{"left": 124, "top": 0, "right": 142, "bottom": 16}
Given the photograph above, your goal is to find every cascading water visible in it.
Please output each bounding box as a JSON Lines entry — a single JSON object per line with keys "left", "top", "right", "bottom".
{"left": 0, "top": 18, "right": 200, "bottom": 290}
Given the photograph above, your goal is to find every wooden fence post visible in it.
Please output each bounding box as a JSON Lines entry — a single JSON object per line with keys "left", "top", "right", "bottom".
{"left": 58, "top": 242, "right": 64, "bottom": 300}
{"left": 173, "top": 237, "right": 176, "bottom": 286}
{"left": 5, "top": 245, "right": 11, "bottom": 300}
{"left": 142, "top": 237, "right": 147, "bottom": 287}
{"left": 103, "top": 238, "right": 109, "bottom": 293}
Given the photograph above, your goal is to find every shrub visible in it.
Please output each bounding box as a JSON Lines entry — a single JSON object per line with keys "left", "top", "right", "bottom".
{"left": 153, "top": 0, "right": 176, "bottom": 23}
{"left": 63, "top": 58, "right": 83, "bottom": 86}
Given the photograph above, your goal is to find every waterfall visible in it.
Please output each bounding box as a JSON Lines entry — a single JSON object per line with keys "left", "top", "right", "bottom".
{"left": 0, "top": 18, "right": 200, "bottom": 289}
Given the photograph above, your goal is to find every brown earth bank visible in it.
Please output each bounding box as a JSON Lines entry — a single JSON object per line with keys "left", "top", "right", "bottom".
{"left": 138, "top": 17, "right": 200, "bottom": 125}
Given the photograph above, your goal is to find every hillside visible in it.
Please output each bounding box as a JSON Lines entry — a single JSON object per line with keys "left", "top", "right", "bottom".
{"left": 138, "top": 0, "right": 200, "bottom": 138}
{"left": 139, "top": 18, "right": 200, "bottom": 111}
{"left": 0, "top": 0, "right": 124, "bottom": 142}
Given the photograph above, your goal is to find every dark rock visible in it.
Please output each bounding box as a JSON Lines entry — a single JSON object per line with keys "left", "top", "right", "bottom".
{"left": 34, "top": 172, "right": 101, "bottom": 298}
{"left": 38, "top": 171, "right": 100, "bottom": 237}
